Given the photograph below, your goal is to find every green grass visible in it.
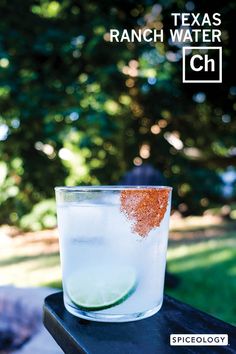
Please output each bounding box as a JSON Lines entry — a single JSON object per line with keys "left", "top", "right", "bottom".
{"left": 166, "top": 235, "right": 236, "bottom": 325}
{"left": 0, "top": 250, "right": 62, "bottom": 288}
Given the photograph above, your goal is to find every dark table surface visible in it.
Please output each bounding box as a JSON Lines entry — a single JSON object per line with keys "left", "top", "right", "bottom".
{"left": 44, "top": 292, "right": 236, "bottom": 354}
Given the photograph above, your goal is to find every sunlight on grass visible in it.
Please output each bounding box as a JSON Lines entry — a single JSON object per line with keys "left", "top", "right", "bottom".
{"left": 166, "top": 236, "right": 236, "bottom": 325}
{"left": 167, "top": 239, "right": 236, "bottom": 272}
{"left": 0, "top": 252, "right": 61, "bottom": 287}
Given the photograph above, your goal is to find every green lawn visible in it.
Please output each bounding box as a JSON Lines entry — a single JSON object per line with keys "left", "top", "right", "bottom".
{"left": 0, "top": 223, "right": 235, "bottom": 325}
{"left": 166, "top": 232, "right": 236, "bottom": 326}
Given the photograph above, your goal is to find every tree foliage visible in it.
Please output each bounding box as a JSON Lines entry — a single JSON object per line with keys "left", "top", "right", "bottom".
{"left": 0, "top": 0, "right": 235, "bottom": 226}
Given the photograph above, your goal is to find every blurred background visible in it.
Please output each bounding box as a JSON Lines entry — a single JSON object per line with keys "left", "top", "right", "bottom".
{"left": 0, "top": 0, "right": 236, "bottom": 350}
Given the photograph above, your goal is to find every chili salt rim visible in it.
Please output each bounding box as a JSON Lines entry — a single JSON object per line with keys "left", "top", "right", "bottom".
{"left": 120, "top": 187, "right": 171, "bottom": 238}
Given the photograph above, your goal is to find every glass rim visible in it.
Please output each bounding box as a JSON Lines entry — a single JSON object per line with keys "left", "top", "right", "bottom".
{"left": 55, "top": 185, "right": 172, "bottom": 192}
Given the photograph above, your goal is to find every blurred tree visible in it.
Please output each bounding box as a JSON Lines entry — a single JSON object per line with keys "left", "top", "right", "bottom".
{"left": 0, "top": 0, "right": 235, "bottom": 226}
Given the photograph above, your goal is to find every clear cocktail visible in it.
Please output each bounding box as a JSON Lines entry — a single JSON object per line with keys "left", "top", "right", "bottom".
{"left": 55, "top": 186, "right": 172, "bottom": 322}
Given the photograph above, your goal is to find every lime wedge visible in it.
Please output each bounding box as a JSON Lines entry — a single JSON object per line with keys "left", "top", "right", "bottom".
{"left": 67, "top": 265, "right": 137, "bottom": 310}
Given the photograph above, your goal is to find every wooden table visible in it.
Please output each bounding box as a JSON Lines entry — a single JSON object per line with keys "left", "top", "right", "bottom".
{"left": 43, "top": 292, "right": 236, "bottom": 353}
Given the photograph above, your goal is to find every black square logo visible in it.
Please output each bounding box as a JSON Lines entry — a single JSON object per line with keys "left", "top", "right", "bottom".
{"left": 182, "top": 47, "right": 222, "bottom": 83}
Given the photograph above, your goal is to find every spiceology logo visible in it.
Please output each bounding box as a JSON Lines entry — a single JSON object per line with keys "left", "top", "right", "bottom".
{"left": 170, "top": 334, "right": 228, "bottom": 346}
{"left": 108, "top": 13, "right": 223, "bottom": 84}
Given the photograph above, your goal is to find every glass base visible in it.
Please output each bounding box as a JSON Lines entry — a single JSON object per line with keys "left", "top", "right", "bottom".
{"left": 64, "top": 301, "right": 163, "bottom": 322}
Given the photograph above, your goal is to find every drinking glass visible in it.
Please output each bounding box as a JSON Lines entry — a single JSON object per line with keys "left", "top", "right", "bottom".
{"left": 55, "top": 186, "right": 172, "bottom": 322}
